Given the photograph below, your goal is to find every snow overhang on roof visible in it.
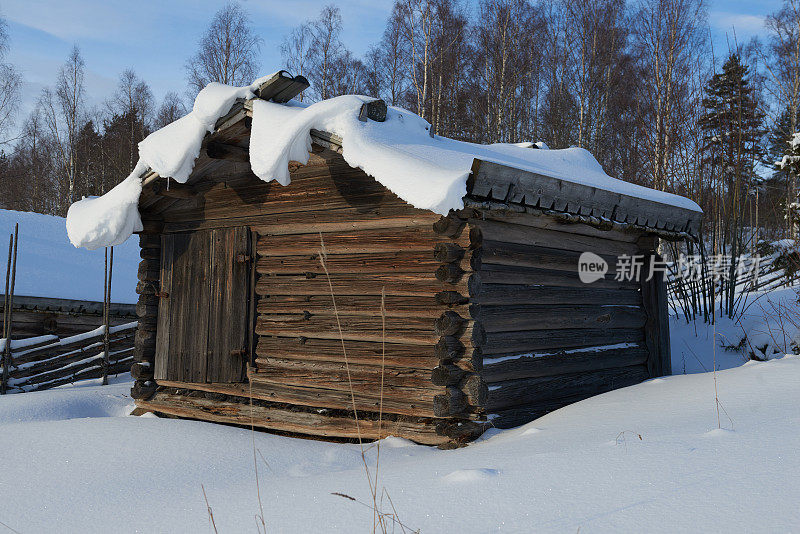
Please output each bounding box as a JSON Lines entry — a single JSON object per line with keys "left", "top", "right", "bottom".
{"left": 66, "top": 71, "right": 702, "bottom": 250}
{"left": 467, "top": 160, "right": 702, "bottom": 240}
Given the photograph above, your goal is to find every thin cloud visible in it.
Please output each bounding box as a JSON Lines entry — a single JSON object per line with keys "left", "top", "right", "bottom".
{"left": 710, "top": 11, "right": 767, "bottom": 38}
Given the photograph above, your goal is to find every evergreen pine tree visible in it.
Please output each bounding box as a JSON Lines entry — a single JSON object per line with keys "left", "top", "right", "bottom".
{"left": 699, "top": 53, "right": 765, "bottom": 315}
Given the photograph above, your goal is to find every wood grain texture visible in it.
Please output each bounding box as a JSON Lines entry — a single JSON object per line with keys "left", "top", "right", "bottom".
{"left": 485, "top": 364, "right": 649, "bottom": 411}
{"left": 137, "top": 391, "right": 448, "bottom": 444}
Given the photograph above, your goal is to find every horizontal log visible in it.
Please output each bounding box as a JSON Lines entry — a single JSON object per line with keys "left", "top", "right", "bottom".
{"left": 253, "top": 357, "right": 437, "bottom": 391}
{"left": 11, "top": 337, "right": 134, "bottom": 379}
{"left": 136, "top": 392, "right": 448, "bottom": 445}
{"left": 433, "top": 386, "right": 468, "bottom": 416}
{"left": 433, "top": 243, "right": 466, "bottom": 262}
{"left": 161, "top": 208, "right": 436, "bottom": 235}
{"left": 205, "top": 141, "right": 249, "bottom": 162}
{"left": 255, "top": 314, "right": 437, "bottom": 344}
{"left": 3, "top": 336, "right": 59, "bottom": 355}
{"left": 487, "top": 395, "right": 590, "bottom": 429}
{"left": 15, "top": 351, "right": 134, "bottom": 388}
{"left": 435, "top": 291, "right": 470, "bottom": 305}
{"left": 137, "top": 267, "right": 159, "bottom": 282}
{"left": 470, "top": 264, "right": 638, "bottom": 291}
{"left": 434, "top": 311, "right": 467, "bottom": 336}
{"left": 256, "top": 251, "right": 448, "bottom": 275}
{"left": 135, "top": 328, "right": 157, "bottom": 348}
{"left": 256, "top": 336, "right": 479, "bottom": 371}
{"left": 485, "top": 364, "right": 649, "bottom": 411}
{"left": 133, "top": 343, "right": 155, "bottom": 363}
{"left": 138, "top": 234, "right": 161, "bottom": 249}
{"left": 136, "top": 303, "right": 158, "bottom": 318}
{"left": 433, "top": 215, "right": 466, "bottom": 238}
{"left": 23, "top": 359, "right": 132, "bottom": 393}
{"left": 136, "top": 280, "right": 159, "bottom": 296}
{"left": 459, "top": 373, "right": 487, "bottom": 408}
{"left": 131, "top": 361, "right": 153, "bottom": 380}
{"left": 435, "top": 336, "right": 468, "bottom": 361}
{"left": 12, "top": 329, "right": 136, "bottom": 366}
{"left": 256, "top": 335, "right": 432, "bottom": 365}
{"left": 151, "top": 181, "right": 196, "bottom": 198}
{"left": 140, "top": 248, "right": 160, "bottom": 260}
{"left": 431, "top": 363, "right": 466, "bottom": 386}
{"left": 161, "top": 167, "right": 416, "bottom": 223}
{"left": 257, "top": 226, "right": 466, "bottom": 256}
{"left": 257, "top": 294, "right": 467, "bottom": 318}
{"left": 478, "top": 327, "right": 644, "bottom": 355}
{"left": 471, "top": 304, "right": 646, "bottom": 332}
{"left": 137, "top": 294, "right": 160, "bottom": 307}
{"left": 255, "top": 273, "right": 468, "bottom": 297}
{"left": 469, "top": 284, "right": 642, "bottom": 307}
{"left": 245, "top": 211, "right": 440, "bottom": 236}
{"left": 481, "top": 344, "right": 649, "bottom": 383}
{"left": 131, "top": 380, "right": 158, "bottom": 400}
{"left": 246, "top": 374, "right": 439, "bottom": 418}
{"left": 469, "top": 218, "right": 640, "bottom": 256}
{"left": 471, "top": 240, "right": 620, "bottom": 273}
{"left": 435, "top": 263, "right": 467, "bottom": 283}
{"left": 478, "top": 211, "right": 641, "bottom": 243}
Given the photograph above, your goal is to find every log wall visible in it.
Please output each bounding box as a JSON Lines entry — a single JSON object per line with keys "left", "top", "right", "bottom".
{"left": 132, "top": 153, "right": 488, "bottom": 444}
{"left": 461, "top": 210, "right": 661, "bottom": 429}
{"left": 132, "top": 150, "right": 669, "bottom": 445}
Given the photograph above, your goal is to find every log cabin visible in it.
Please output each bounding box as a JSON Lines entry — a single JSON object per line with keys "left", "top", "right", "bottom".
{"left": 77, "top": 73, "right": 702, "bottom": 446}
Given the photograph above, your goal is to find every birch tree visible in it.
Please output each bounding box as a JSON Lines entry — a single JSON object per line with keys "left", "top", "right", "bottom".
{"left": 0, "top": 14, "right": 21, "bottom": 145}
{"left": 632, "top": 0, "right": 706, "bottom": 192}
{"left": 40, "top": 45, "right": 85, "bottom": 208}
{"left": 185, "top": 2, "right": 261, "bottom": 94}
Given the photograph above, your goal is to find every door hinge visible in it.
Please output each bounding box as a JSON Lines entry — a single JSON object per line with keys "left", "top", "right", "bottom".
{"left": 236, "top": 253, "right": 252, "bottom": 264}
{"left": 155, "top": 291, "right": 169, "bottom": 299}
{"left": 230, "top": 349, "right": 247, "bottom": 358}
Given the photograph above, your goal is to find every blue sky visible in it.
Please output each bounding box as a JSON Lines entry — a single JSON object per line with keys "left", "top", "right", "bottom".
{"left": 1, "top": 0, "right": 783, "bottom": 126}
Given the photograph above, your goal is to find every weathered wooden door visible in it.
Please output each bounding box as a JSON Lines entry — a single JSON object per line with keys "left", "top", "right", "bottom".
{"left": 154, "top": 227, "right": 252, "bottom": 383}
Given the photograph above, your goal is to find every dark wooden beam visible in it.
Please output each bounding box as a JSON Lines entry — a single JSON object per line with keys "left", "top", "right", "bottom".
{"left": 205, "top": 141, "right": 249, "bottom": 162}
{"left": 150, "top": 181, "right": 196, "bottom": 198}
{"left": 358, "top": 99, "right": 387, "bottom": 122}
{"left": 255, "top": 71, "right": 310, "bottom": 103}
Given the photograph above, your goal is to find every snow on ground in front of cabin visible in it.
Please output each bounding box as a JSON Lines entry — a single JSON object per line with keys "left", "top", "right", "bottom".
{"left": 670, "top": 284, "right": 800, "bottom": 374}
{"left": 1, "top": 323, "right": 799, "bottom": 532}
{"left": 0, "top": 209, "right": 139, "bottom": 303}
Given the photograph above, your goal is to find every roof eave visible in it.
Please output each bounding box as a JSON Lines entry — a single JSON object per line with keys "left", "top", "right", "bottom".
{"left": 467, "top": 159, "right": 702, "bottom": 240}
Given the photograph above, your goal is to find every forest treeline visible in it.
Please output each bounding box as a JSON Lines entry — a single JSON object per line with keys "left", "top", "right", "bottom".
{"left": 1, "top": 0, "right": 800, "bottom": 258}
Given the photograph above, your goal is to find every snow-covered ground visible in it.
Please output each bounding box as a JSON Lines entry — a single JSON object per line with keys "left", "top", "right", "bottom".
{"left": 1, "top": 317, "right": 799, "bottom": 532}
{"left": 0, "top": 209, "right": 139, "bottom": 303}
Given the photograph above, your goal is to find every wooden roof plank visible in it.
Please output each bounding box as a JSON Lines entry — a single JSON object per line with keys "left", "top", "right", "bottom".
{"left": 469, "top": 159, "right": 701, "bottom": 239}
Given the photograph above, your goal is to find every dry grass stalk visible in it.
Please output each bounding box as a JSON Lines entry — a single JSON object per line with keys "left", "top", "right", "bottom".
{"left": 250, "top": 380, "right": 267, "bottom": 533}
{"left": 319, "top": 235, "right": 412, "bottom": 534}
{"left": 201, "top": 484, "right": 218, "bottom": 534}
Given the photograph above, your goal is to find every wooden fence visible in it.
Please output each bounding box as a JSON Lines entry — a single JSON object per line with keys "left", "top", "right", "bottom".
{"left": 0, "top": 321, "right": 136, "bottom": 393}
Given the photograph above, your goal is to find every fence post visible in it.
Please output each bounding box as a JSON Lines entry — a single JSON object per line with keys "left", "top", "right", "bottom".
{"left": 102, "top": 246, "right": 114, "bottom": 386}
{"left": 2, "top": 225, "right": 19, "bottom": 394}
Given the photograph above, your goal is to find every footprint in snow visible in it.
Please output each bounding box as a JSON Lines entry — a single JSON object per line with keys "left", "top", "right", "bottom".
{"left": 522, "top": 427, "right": 543, "bottom": 436}
{"left": 442, "top": 468, "right": 500, "bottom": 483}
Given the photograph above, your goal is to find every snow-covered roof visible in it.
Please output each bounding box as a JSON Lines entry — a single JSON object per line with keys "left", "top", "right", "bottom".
{"left": 66, "top": 72, "right": 702, "bottom": 250}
